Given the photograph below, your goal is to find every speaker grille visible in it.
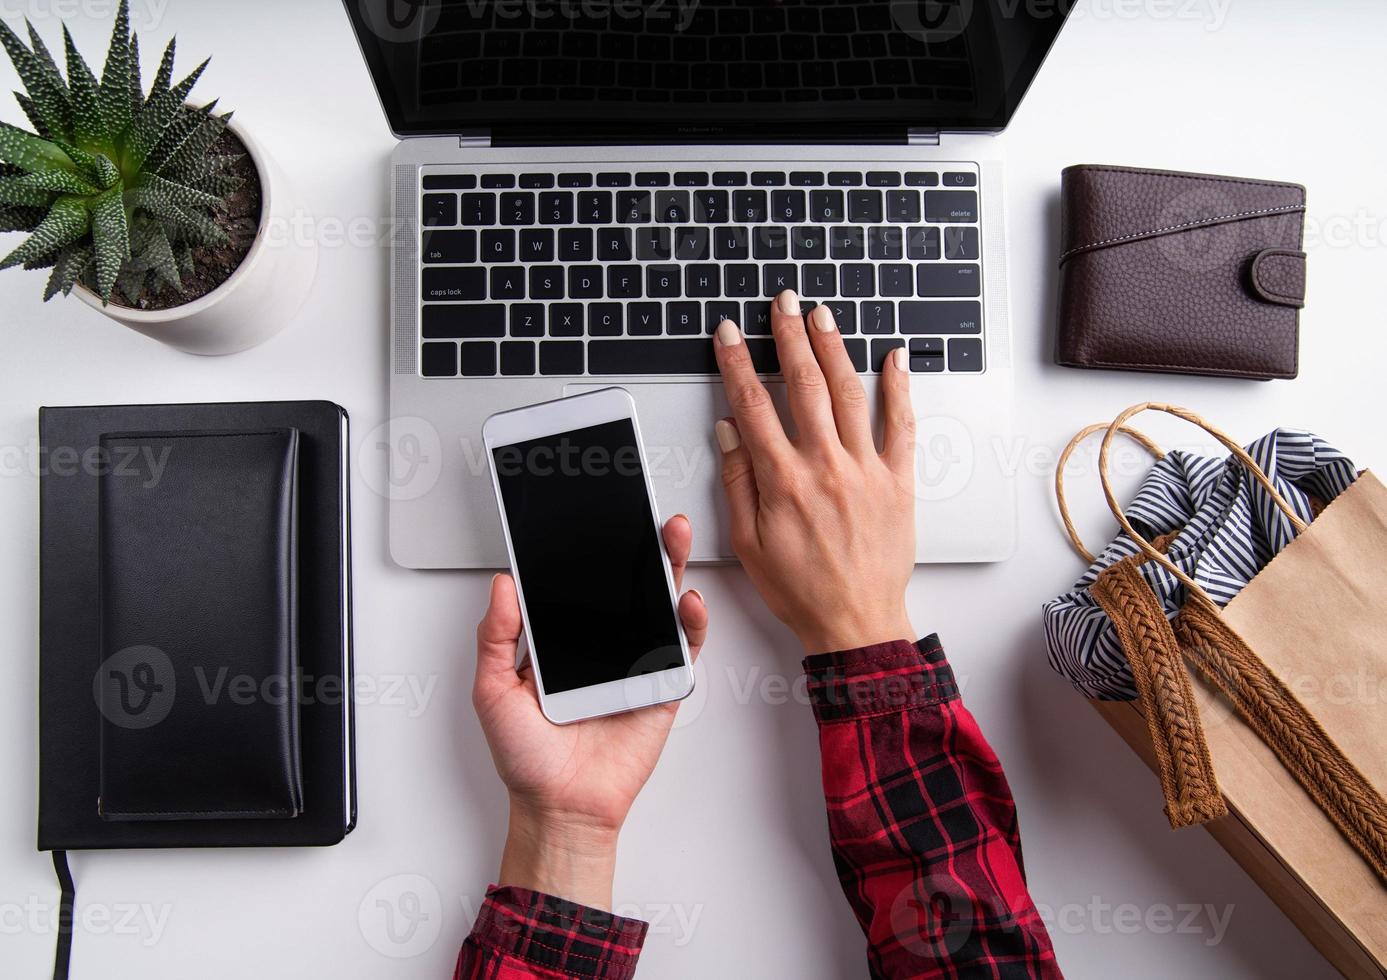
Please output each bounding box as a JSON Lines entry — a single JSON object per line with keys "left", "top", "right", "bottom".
{"left": 392, "top": 165, "right": 419, "bottom": 375}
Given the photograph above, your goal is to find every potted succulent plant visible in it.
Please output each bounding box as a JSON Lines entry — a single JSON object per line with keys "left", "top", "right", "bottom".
{"left": 0, "top": 2, "right": 315, "bottom": 354}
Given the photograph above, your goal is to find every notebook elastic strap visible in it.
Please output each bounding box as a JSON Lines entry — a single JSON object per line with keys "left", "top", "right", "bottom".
{"left": 53, "top": 850, "right": 74, "bottom": 980}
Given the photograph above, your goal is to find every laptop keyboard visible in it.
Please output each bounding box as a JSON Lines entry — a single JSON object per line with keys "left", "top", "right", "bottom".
{"left": 418, "top": 166, "right": 984, "bottom": 378}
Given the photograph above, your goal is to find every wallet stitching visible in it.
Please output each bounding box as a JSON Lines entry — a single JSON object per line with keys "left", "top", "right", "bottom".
{"left": 1251, "top": 250, "right": 1306, "bottom": 305}
{"left": 1066, "top": 165, "right": 1306, "bottom": 192}
{"left": 1060, "top": 204, "right": 1306, "bottom": 262}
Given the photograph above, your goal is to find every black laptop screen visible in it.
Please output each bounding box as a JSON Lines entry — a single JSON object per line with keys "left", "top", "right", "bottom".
{"left": 344, "top": 0, "right": 1069, "bottom": 138}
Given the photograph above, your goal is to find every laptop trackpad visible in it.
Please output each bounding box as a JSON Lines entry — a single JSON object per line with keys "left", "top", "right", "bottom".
{"left": 563, "top": 381, "right": 789, "bottom": 561}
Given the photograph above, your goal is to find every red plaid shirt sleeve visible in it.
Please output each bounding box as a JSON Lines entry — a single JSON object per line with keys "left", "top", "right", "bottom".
{"left": 453, "top": 885, "right": 647, "bottom": 980}
{"left": 804, "top": 634, "right": 1062, "bottom": 979}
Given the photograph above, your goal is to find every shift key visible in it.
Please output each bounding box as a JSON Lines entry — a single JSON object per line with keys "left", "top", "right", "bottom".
{"left": 923, "top": 189, "right": 977, "bottom": 222}
{"left": 899, "top": 300, "right": 982, "bottom": 335}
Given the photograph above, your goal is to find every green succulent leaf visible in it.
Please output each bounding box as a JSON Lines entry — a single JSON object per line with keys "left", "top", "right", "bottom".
{"left": 98, "top": 0, "right": 133, "bottom": 138}
{"left": 43, "top": 243, "right": 90, "bottom": 300}
{"left": 0, "top": 193, "right": 89, "bottom": 269}
{"left": 89, "top": 183, "right": 130, "bottom": 302}
{"left": 121, "top": 57, "right": 208, "bottom": 172}
{"left": 129, "top": 217, "right": 180, "bottom": 292}
{"left": 0, "top": 19, "right": 71, "bottom": 138}
{"left": 134, "top": 170, "right": 222, "bottom": 208}
{"left": 0, "top": 176, "right": 57, "bottom": 206}
{"left": 144, "top": 101, "right": 218, "bottom": 172}
{"left": 128, "top": 32, "right": 142, "bottom": 113}
{"left": 62, "top": 26, "right": 105, "bottom": 146}
{"left": 0, "top": 202, "right": 45, "bottom": 232}
{"left": 0, "top": 121, "right": 81, "bottom": 175}
{"left": 14, "top": 92, "right": 51, "bottom": 139}
{"left": 12, "top": 168, "right": 99, "bottom": 195}
{"left": 150, "top": 37, "right": 175, "bottom": 96}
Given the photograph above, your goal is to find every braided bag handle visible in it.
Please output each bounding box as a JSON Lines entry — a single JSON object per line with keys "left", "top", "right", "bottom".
{"left": 1083, "top": 404, "right": 1387, "bottom": 881}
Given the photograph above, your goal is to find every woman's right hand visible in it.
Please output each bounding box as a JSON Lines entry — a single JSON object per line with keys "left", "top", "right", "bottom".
{"left": 712, "top": 289, "right": 919, "bottom": 653}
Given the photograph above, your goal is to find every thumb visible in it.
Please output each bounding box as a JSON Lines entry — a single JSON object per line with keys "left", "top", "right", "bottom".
{"left": 475, "top": 573, "right": 523, "bottom": 691}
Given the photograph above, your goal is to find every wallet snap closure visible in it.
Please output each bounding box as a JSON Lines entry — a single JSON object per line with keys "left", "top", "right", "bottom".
{"left": 1248, "top": 248, "right": 1306, "bottom": 308}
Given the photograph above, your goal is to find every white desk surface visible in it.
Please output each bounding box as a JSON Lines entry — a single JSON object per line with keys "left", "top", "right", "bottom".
{"left": 1, "top": 0, "right": 1379, "bottom": 976}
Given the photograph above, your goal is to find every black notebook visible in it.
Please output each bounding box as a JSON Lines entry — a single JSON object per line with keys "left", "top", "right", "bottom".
{"left": 39, "top": 401, "right": 355, "bottom": 850}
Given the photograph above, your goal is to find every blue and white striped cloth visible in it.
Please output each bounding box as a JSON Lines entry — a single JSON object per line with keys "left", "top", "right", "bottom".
{"left": 1044, "top": 429, "right": 1359, "bottom": 700}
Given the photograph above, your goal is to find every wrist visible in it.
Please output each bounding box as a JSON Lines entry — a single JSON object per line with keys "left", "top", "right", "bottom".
{"left": 499, "top": 799, "right": 621, "bottom": 911}
{"left": 796, "top": 608, "right": 915, "bottom": 654}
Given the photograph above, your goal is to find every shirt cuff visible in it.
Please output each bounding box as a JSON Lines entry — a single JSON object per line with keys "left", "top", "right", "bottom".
{"left": 468, "top": 884, "right": 648, "bottom": 979}
{"left": 801, "top": 633, "right": 958, "bottom": 723}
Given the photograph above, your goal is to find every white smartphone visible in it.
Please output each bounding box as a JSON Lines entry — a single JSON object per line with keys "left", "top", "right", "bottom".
{"left": 482, "top": 387, "right": 695, "bottom": 725}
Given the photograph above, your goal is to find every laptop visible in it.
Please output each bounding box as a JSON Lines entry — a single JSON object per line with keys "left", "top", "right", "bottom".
{"left": 342, "top": 0, "right": 1070, "bottom": 568}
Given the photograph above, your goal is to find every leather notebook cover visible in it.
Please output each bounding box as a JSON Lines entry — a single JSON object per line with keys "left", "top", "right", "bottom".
{"left": 97, "top": 429, "right": 303, "bottom": 821}
{"left": 38, "top": 401, "right": 354, "bottom": 850}
{"left": 1056, "top": 165, "right": 1307, "bottom": 380}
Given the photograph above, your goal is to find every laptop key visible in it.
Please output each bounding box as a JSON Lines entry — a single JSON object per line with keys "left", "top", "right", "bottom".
{"left": 422, "top": 194, "right": 457, "bottom": 227}
{"left": 944, "top": 227, "right": 980, "bottom": 260}
{"left": 948, "top": 337, "right": 983, "bottom": 371}
{"left": 423, "top": 175, "right": 476, "bottom": 191}
{"left": 628, "top": 303, "right": 663, "bottom": 335}
{"left": 578, "top": 191, "right": 612, "bottom": 223}
{"left": 549, "top": 304, "right": 583, "bottom": 336}
{"left": 830, "top": 226, "right": 866, "bottom": 260}
{"left": 618, "top": 190, "right": 652, "bottom": 224}
{"left": 713, "top": 171, "right": 747, "bottom": 186}
{"left": 597, "top": 172, "right": 631, "bottom": 187}
{"left": 867, "top": 171, "right": 901, "bottom": 187}
{"left": 839, "top": 263, "right": 874, "bottom": 297}
{"left": 598, "top": 227, "right": 632, "bottom": 261}
{"left": 900, "top": 300, "right": 982, "bottom": 334}
{"left": 655, "top": 190, "right": 690, "bottom": 223}
{"left": 540, "top": 341, "right": 585, "bottom": 375}
{"left": 693, "top": 190, "right": 729, "bottom": 223}
{"left": 924, "top": 190, "right": 978, "bottom": 222}
{"left": 733, "top": 190, "right": 768, "bottom": 222}
{"left": 828, "top": 171, "right": 861, "bottom": 186}
{"left": 481, "top": 174, "right": 515, "bottom": 189}
{"left": 791, "top": 226, "right": 826, "bottom": 259}
{"left": 685, "top": 264, "right": 721, "bottom": 297}
{"left": 519, "top": 228, "right": 553, "bottom": 261}
{"left": 724, "top": 264, "right": 759, "bottom": 297}
{"left": 422, "top": 303, "right": 505, "bottom": 338}
{"left": 459, "top": 342, "right": 496, "bottom": 377}
{"left": 907, "top": 226, "right": 941, "bottom": 260}
{"left": 753, "top": 226, "right": 789, "bottom": 259}
{"left": 918, "top": 263, "right": 981, "bottom": 297}
{"left": 423, "top": 229, "right": 475, "bottom": 263}
{"left": 528, "top": 265, "right": 564, "bottom": 299}
{"left": 674, "top": 171, "right": 709, "bottom": 186}
{"left": 772, "top": 189, "right": 805, "bottom": 222}
{"left": 870, "top": 338, "right": 905, "bottom": 372}
{"left": 868, "top": 226, "right": 903, "bottom": 260}
{"left": 802, "top": 264, "right": 836, "bottom": 297}
{"left": 886, "top": 190, "right": 921, "bottom": 223}
{"left": 704, "top": 301, "right": 741, "bottom": 334}
{"left": 862, "top": 301, "right": 896, "bottom": 334}
{"left": 460, "top": 193, "right": 495, "bottom": 225}
{"left": 636, "top": 226, "right": 673, "bottom": 261}
{"left": 826, "top": 300, "right": 857, "bottom": 334}
{"left": 667, "top": 302, "right": 702, "bottom": 335}
{"left": 843, "top": 337, "right": 868, "bottom": 372}
{"left": 647, "top": 265, "right": 681, "bottom": 297}
{"left": 848, "top": 190, "right": 883, "bottom": 223}
{"left": 607, "top": 265, "right": 642, "bottom": 298}
{"left": 789, "top": 171, "right": 824, "bottom": 186}
{"left": 421, "top": 342, "right": 457, "bottom": 377}
{"left": 500, "top": 192, "right": 534, "bottom": 225}
{"left": 423, "top": 267, "right": 485, "bottom": 302}
{"left": 480, "top": 229, "right": 515, "bottom": 263}
{"left": 762, "top": 264, "right": 797, "bottom": 296}
{"left": 539, "top": 191, "right": 573, "bottom": 224}
{"left": 880, "top": 263, "right": 914, "bottom": 297}
{"left": 500, "top": 340, "right": 536, "bottom": 375}
{"left": 752, "top": 171, "right": 786, "bottom": 186}
{"left": 905, "top": 171, "right": 939, "bottom": 187}
{"left": 676, "top": 227, "right": 711, "bottom": 260}
{"left": 568, "top": 266, "right": 603, "bottom": 298}
{"left": 811, "top": 190, "right": 844, "bottom": 222}
{"left": 558, "top": 228, "right": 593, "bottom": 261}
{"left": 519, "top": 173, "right": 554, "bottom": 189}
{"left": 942, "top": 172, "right": 978, "bottom": 187}
{"left": 489, "top": 266, "right": 525, "bottom": 300}
{"left": 588, "top": 303, "right": 623, "bottom": 336}
{"left": 589, "top": 338, "right": 713, "bottom": 374}
{"left": 911, "top": 337, "right": 945, "bottom": 357}
{"left": 635, "top": 171, "right": 670, "bottom": 186}
{"left": 714, "top": 227, "right": 749, "bottom": 259}
{"left": 743, "top": 301, "right": 773, "bottom": 335}
{"left": 510, "top": 304, "right": 545, "bottom": 337}
{"left": 558, "top": 173, "right": 593, "bottom": 187}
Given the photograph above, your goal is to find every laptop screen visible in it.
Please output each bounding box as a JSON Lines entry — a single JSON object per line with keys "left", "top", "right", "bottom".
{"left": 345, "top": 0, "right": 1069, "bottom": 138}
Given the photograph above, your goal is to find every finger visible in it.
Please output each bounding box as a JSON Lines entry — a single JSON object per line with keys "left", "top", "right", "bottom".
{"left": 662, "top": 513, "right": 692, "bottom": 593}
{"left": 678, "top": 589, "right": 708, "bottom": 663}
{"left": 806, "top": 303, "right": 874, "bottom": 456}
{"left": 475, "top": 573, "right": 523, "bottom": 692}
{"left": 715, "top": 417, "right": 759, "bottom": 550}
{"left": 769, "top": 290, "right": 837, "bottom": 446}
{"left": 713, "top": 318, "right": 790, "bottom": 465}
{"left": 880, "top": 346, "right": 917, "bottom": 479}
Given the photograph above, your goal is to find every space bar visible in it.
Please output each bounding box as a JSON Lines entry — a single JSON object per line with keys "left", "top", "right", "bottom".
{"left": 588, "top": 339, "right": 779, "bottom": 374}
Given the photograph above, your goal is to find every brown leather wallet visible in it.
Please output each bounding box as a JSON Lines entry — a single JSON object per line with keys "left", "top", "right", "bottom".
{"left": 1056, "top": 165, "right": 1307, "bottom": 380}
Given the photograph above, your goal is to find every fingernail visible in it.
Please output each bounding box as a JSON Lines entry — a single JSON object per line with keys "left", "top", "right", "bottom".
{"left": 892, "top": 346, "right": 909, "bottom": 372}
{"left": 811, "top": 304, "right": 836, "bottom": 333}
{"left": 673, "top": 512, "right": 690, "bottom": 529}
{"left": 688, "top": 588, "right": 706, "bottom": 608}
{"left": 715, "top": 319, "right": 742, "bottom": 347}
{"left": 777, "top": 289, "right": 800, "bottom": 315}
{"left": 714, "top": 419, "right": 741, "bottom": 453}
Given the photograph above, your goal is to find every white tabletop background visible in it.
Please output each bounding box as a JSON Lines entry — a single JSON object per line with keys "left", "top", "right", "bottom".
{"left": 1, "top": 0, "right": 1381, "bottom": 976}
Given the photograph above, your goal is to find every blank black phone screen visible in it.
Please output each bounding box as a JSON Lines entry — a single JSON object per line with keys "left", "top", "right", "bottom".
{"left": 492, "top": 418, "right": 683, "bottom": 695}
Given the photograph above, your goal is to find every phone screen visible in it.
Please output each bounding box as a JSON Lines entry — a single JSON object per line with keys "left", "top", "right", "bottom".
{"left": 491, "top": 418, "right": 684, "bottom": 695}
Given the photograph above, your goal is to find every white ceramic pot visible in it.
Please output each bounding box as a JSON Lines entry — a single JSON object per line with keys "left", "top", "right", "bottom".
{"left": 76, "top": 119, "right": 317, "bottom": 355}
